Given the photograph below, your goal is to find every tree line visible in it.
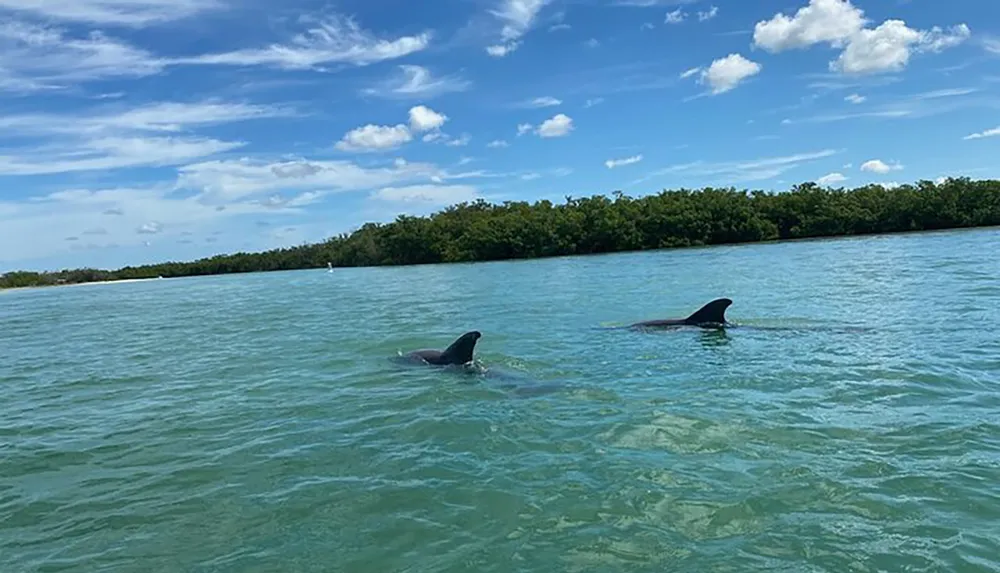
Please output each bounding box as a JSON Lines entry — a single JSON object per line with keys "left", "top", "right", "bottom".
{"left": 3, "top": 177, "right": 999, "bottom": 290}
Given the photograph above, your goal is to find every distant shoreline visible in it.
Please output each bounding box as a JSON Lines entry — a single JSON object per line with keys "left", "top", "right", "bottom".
{"left": 0, "top": 277, "right": 163, "bottom": 293}
{"left": 3, "top": 178, "right": 1000, "bottom": 291}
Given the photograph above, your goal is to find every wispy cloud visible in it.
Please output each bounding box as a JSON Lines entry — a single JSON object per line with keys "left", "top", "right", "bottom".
{"left": 605, "top": 154, "right": 643, "bottom": 169}
{"left": 0, "top": 0, "right": 222, "bottom": 26}
{"left": 697, "top": 5, "right": 718, "bottom": 21}
{"left": 785, "top": 86, "right": 996, "bottom": 124}
{"left": 0, "top": 99, "right": 295, "bottom": 175}
{"left": 485, "top": 0, "right": 551, "bottom": 56}
{"left": 175, "top": 15, "right": 431, "bottom": 70}
{"left": 0, "top": 100, "right": 292, "bottom": 138}
{"left": 632, "top": 149, "right": 839, "bottom": 186}
{"left": 962, "top": 126, "right": 1000, "bottom": 140}
{"left": 518, "top": 96, "right": 562, "bottom": 108}
{"left": 362, "top": 65, "right": 471, "bottom": 99}
{"left": 0, "top": 20, "right": 163, "bottom": 92}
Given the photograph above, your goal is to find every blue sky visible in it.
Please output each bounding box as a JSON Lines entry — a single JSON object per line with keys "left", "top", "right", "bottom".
{"left": 1, "top": 0, "right": 998, "bottom": 272}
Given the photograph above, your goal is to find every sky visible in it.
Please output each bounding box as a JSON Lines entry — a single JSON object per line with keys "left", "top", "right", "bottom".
{"left": 1, "top": 0, "right": 998, "bottom": 272}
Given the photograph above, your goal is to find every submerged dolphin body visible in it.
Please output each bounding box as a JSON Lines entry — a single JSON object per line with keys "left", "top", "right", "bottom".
{"left": 396, "top": 332, "right": 567, "bottom": 397}
{"left": 631, "top": 298, "right": 733, "bottom": 330}
{"left": 401, "top": 330, "right": 482, "bottom": 366}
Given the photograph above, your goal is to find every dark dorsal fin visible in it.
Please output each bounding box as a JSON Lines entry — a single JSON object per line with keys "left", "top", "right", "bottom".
{"left": 684, "top": 298, "right": 733, "bottom": 325}
{"left": 440, "top": 331, "right": 482, "bottom": 364}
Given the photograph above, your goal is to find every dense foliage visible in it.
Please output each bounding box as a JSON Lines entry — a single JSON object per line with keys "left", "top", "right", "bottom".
{"left": 4, "top": 177, "right": 999, "bottom": 289}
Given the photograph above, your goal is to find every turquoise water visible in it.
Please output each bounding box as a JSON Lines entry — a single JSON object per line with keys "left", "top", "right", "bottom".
{"left": 3, "top": 228, "right": 1000, "bottom": 572}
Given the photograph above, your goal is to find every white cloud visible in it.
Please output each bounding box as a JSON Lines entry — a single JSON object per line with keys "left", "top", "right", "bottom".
{"left": 177, "top": 157, "right": 450, "bottom": 204}
{"left": 0, "top": 0, "right": 220, "bottom": 26}
{"left": 487, "top": 139, "right": 509, "bottom": 148}
{"left": 335, "top": 124, "right": 412, "bottom": 152}
{"left": 963, "top": 126, "right": 1000, "bottom": 140}
{"left": 584, "top": 97, "right": 605, "bottom": 108}
{"left": 605, "top": 154, "right": 643, "bottom": 169}
{"left": 0, "top": 119, "right": 245, "bottom": 177}
{"left": 371, "top": 184, "right": 480, "bottom": 205}
{"left": 408, "top": 105, "right": 448, "bottom": 132}
{"left": 362, "top": 65, "right": 471, "bottom": 99}
{"left": 752, "top": 0, "right": 971, "bottom": 76}
{"left": 491, "top": 0, "right": 550, "bottom": 43}
{"left": 816, "top": 172, "right": 847, "bottom": 185}
{"left": 633, "top": 149, "right": 839, "bottom": 185}
{"left": 860, "top": 159, "right": 903, "bottom": 173}
{"left": 527, "top": 96, "right": 562, "bottom": 107}
{"left": 0, "top": 184, "right": 281, "bottom": 264}
{"left": 332, "top": 105, "right": 452, "bottom": 152}
{"left": 0, "top": 100, "right": 290, "bottom": 137}
{"left": 486, "top": 41, "right": 519, "bottom": 57}
{"left": 697, "top": 53, "right": 762, "bottom": 94}
{"left": 665, "top": 9, "right": 685, "bottom": 24}
{"left": 983, "top": 36, "right": 1000, "bottom": 55}
{"left": 536, "top": 113, "right": 574, "bottom": 137}
{"left": 697, "top": 6, "right": 718, "bottom": 22}
{"left": 176, "top": 15, "right": 431, "bottom": 70}
{"left": 0, "top": 20, "right": 163, "bottom": 92}
{"left": 845, "top": 93, "right": 866, "bottom": 103}
{"left": 444, "top": 134, "right": 472, "bottom": 147}
{"left": 753, "top": 0, "right": 865, "bottom": 52}
{"left": 137, "top": 221, "right": 162, "bottom": 234}
{"left": 516, "top": 122, "right": 533, "bottom": 136}
{"left": 679, "top": 66, "right": 702, "bottom": 79}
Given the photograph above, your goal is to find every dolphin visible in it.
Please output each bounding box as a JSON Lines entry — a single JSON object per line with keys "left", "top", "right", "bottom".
{"left": 402, "top": 330, "right": 482, "bottom": 366}
{"left": 631, "top": 298, "right": 733, "bottom": 330}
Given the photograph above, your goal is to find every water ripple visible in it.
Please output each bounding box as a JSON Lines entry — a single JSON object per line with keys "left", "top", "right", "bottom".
{"left": 2, "top": 228, "right": 1000, "bottom": 572}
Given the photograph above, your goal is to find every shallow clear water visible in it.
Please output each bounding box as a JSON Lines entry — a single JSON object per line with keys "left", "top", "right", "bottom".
{"left": 3, "top": 228, "right": 1000, "bottom": 572}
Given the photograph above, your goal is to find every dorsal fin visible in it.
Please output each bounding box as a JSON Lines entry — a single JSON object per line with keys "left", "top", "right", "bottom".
{"left": 684, "top": 298, "right": 732, "bottom": 325}
{"left": 440, "top": 331, "right": 482, "bottom": 364}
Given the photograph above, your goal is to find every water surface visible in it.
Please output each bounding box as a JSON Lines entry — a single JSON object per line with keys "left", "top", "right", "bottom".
{"left": 3, "top": 228, "right": 1000, "bottom": 572}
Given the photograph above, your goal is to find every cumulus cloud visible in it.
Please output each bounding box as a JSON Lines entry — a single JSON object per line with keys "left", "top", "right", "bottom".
{"left": 333, "top": 105, "right": 454, "bottom": 152}
{"left": 487, "top": 139, "right": 509, "bottom": 148}
{"left": 816, "top": 172, "right": 847, "bottom": 185}
{"left": 860, "top": 159, "right": 903, "bottom": 173}
{"left": 335, "top": 124, "right": 412, "bottom": 152}
{"left": 752, "top": 0, "right": 971, "bottom": 75}
{"left": 605, "top": 154, "right": 643, "bottom": 169}
{"left": 845, "top": 93, "right": 866, "bottom": 104}
{"left": 696, "top": 53, "right": 762, "bottom": 94}
{"left": 408, "top": 105, "right": 448, "bottom": 132}
{"left": 536, "top": 113, "right": 574, "bottom": 137}
{"left": 516, "top": 122, "right": 533, "bottom": 136}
